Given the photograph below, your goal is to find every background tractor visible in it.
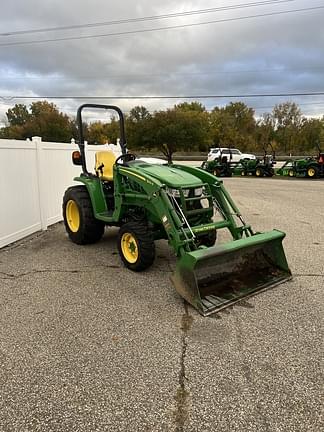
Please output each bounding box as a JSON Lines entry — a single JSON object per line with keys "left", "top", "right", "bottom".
{"left": 277, "top": 148, "right": 324, "bottom": 179}
{"left": 63, "top": 104, "right": 291, "bottom": 316}
{"left": 201, "top": 152, "right": 233, "bottom": 177}
{"left": 238, "top": 144, "right": 276, "bottom": 177}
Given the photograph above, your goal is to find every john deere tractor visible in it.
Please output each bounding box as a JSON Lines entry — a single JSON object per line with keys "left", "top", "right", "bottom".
{"left": 201, "top": 152, "right": 233, "bottom": 177}
{"left": 277, "top": 149, "right": 324, "bottom": 179}
{"left": 239, "top": 144, "right": 276, "bottom": 177}
{"left": 63, "top": 104, "right": 291, "bottom": 316}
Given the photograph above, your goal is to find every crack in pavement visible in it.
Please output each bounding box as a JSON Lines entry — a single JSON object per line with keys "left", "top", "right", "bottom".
{"left": 174, "top": 302, "right": 193, "bottom": 432}
{"left": 0, "top": 264, "right": 172, "bottom": 280}
{"left": 294, "top": 273, "right": 324, "bottom": 277}
{"left": 233, "top": 315, "right": 272, "bottom": 432}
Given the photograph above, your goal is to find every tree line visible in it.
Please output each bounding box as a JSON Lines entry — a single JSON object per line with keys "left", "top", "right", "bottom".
{"left": 1, "top": 100, "right": 323, "bottom": 160}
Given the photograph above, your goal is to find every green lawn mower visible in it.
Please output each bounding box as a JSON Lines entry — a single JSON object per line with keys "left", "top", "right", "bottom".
{"left": 63, "top": 104, "right": 291, "bottom": 316}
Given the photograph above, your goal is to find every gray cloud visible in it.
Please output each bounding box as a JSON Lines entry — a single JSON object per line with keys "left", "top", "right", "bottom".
{"left": 0, "top": 0, "right": 323, "bottom": 125}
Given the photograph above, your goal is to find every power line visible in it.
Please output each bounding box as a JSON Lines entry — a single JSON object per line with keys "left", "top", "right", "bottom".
{"left": 1, "top": 92, "right": 324, "bottom": 101}
{"left": 0, "top": 0, "right": 296, "bottom": 37}
{"left": 0, "top": 6, "right": 322, "bottom": 48}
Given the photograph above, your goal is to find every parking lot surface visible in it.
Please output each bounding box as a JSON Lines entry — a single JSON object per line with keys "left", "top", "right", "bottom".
{"left": 0, "top": 178, "right": 323, "bottom": 431}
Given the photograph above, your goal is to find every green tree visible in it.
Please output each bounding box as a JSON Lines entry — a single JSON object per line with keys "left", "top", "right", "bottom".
{"left": 1, "top": 101, "right": 75, "bottom": 142}
{"left": 151, "top": 108, "right": 209, "bottom": 163}
{"left": 6, "top": 104, "right": 30, "bottom": 126}
{"left": 255, "top": 113, "right": 275, "bottom": 153}
{"left": 174, "top": 102, "right": 206, "bottom": 112}
{"left": 129, "top": 106, "right": 151, "bottom": 122}
{"left": 209, "top": 102, "right": 256, "bottom": 151}
{"left": 271, "top": 102, "right": 303, "bottom": 154}
{"left": 126, "top": 106, "right": 153, "bottom": 150}
{"left": 298, "top": 118, "right": 324, "bottom": 154}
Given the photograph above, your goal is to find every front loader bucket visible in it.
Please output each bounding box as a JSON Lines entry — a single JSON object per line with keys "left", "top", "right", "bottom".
{"left": 171, "top": 230, "right": 292, "bottom": 316}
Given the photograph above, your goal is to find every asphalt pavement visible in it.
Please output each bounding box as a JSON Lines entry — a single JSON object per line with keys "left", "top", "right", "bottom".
{"left": 0, "top": 177, "right": 323, "bottom": 431}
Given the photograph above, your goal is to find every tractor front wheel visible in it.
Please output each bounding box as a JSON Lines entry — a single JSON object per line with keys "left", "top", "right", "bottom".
{"left": 63, "top": 186, "right": 105, "bottom": 244}
{"left": 118, "top": 222, "right": 155, "bottom": 271}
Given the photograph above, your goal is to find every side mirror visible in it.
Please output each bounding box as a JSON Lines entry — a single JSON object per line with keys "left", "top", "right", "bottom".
{"left": 72, "top": 151, "right": 82, "bottom": 166}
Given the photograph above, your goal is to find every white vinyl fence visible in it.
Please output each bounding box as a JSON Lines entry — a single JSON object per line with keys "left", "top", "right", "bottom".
{"left": 0, "top": 137, "right": 120, "bottom": 248}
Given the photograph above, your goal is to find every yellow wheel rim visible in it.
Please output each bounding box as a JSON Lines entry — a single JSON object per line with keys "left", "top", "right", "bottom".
{"left": 256, "top": 169, "right": 261, "bottom": 176}
{"left": 66, "top": 200, "right": 80, "bottom": 232}
{"left": 241, "top": 171, "right": 245, "bottom": 176}
{"left": 121, "top": 233, "right": 138, "bottom": 263}
{"left": 289, "top": 170, "right": 294, "bottom": 177}
{"left": 308, "top": 168, "right": 316, "bottom": 177}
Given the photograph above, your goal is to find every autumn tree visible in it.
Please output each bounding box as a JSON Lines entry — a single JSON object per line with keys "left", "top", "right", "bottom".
{"left": 271, "top": 102, "right": 303, "bottom": 154}
{"left": 209, "top": 102, "right": 256, "bottom": 151}
{"left": 255, "top": 113, "right": 275, "bottom": 153}
{"left": 0, "top": 101, "right": 75, "bottom": 142}
{"left": 151, "top": 108, "right": 209, "bottom": 163}
{"left": 298, "top": 118, "right": 324, "bottom": 154}
{"left": 126, "top": 106, "right": 153, "bottom": 150}
{"left": 174, "top": 102, "right": 206, "bottom": 112}
{"left": 6, "top": 104, "right": 30, "bottom": 126}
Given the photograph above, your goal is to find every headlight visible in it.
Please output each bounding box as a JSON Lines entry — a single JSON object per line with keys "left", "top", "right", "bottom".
{"left": 168, "top": 188, "right": 190, "bottom": 198}
{"left": 168, "top": 188, "right": 181, "bottom": 198}
{"left": 182, "top": 189, "right": 190, "bottom": 197}
{"left": 194, "top": 187, "right": 203, "bottom": 196}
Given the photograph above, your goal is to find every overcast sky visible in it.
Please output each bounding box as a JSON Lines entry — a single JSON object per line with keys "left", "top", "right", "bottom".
{"left": 0, "top": 0, "right": 323, "bottom": 124}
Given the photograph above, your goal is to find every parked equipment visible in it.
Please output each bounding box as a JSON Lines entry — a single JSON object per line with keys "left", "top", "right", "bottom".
{"left": 277, "top": 148, "right": 324, "bottom": 178}
{"left": 63, "top": 104, "right": 291, "bottom": 316}
{"left": 238, "top": 144, "right": 276, "bottom": 177}
{"left": 201, "top": 152, "right": 233, "bottom": 177}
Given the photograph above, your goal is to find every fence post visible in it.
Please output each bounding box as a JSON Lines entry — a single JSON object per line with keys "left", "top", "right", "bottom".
{"left": 33, "top": 136, "right": 48, "bottom": 231}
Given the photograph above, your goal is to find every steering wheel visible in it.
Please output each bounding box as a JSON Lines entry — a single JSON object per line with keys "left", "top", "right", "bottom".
{"left": 115, "top": 153, "right": 137, "bottom": 165}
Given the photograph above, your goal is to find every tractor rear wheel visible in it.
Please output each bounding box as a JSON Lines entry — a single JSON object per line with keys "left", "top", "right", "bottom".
{"left": 63, "top": 186, "right": 105, "bottom": 244}
{"left": 307, "top": 166, "right": 318, "bottom": 178}
{"left": 118, "top": 222, "right": 155, "bottom": 271}
{"left": 255, "top": 167, "right": 264, "bottom": 177}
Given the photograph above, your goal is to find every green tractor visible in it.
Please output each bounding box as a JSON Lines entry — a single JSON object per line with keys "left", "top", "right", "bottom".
{"left": 277, "top": 149, "right": 324, "bottom": 179}
{"left": 238, "top": 145, "right": 276, "bottom": 178}
{"left": 201, "top": 154, "right": 233, "bottom": 177}
{"left": 63, "top": 104, "right": 291, "bottom": 316}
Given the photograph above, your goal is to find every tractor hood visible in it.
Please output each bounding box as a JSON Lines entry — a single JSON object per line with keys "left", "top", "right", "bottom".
{"left": 128, "top": 161, "right": 203, "bottom": 188}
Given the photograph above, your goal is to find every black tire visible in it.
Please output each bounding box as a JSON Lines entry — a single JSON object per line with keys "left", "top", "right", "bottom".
{"left": 118, "top": 222, "right": 155, "bottom": 271}
{"left": 62, "top": 186, "right": 105, "bottom": 245}
{"left": 197, "top": 229, "right": 217, "bottom": 247}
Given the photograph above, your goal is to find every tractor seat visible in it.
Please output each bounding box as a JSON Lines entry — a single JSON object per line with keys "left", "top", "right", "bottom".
{"left": 95, "top": 151, "right": 117, "bottom": 181}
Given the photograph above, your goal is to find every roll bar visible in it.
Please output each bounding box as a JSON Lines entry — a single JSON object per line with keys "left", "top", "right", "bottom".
{"left": 76, "top": 103, "right": 127, "bottom": 175}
